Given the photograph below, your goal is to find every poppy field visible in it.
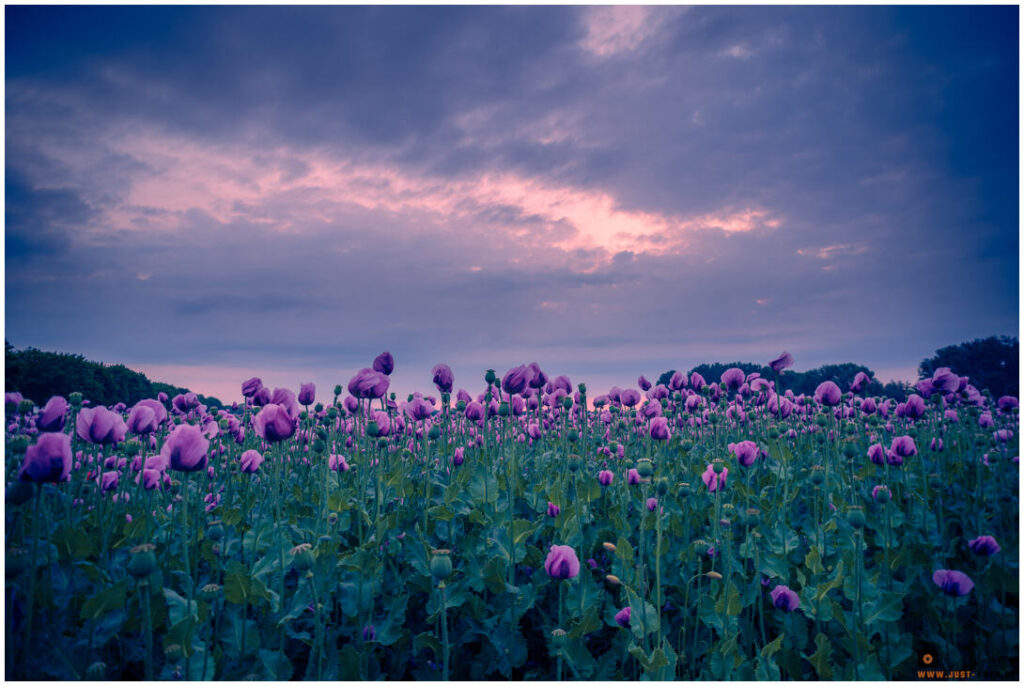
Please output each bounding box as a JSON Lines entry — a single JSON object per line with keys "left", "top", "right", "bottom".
{"left": 4, "top": 353, "right": 1019, "bottom": 680}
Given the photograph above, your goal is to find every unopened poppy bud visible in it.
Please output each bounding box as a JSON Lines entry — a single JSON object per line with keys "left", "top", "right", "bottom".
{"left": 206, "top": 520, "right": 224, "bottom": 541}
{"left": 706, "top": 571, "right": 723, "bottom": 580}
{"left": 847, "top": 506, "right": 866, "bottom": 529}
{"left": 637, "top": 458, "right": 654, "bottom": 478}
{"left": 366, "top": 421, "right": 380, "bottom": 437}
{"left": 430, "top": 549, "right": 453, "bottom": 581}
{"left": 199, "top": 583, "right": 222, "bottom": 601}
{"left": 656, "top": 477, "right": 669, "bottom": 496}
{"left": 313, "top": 439, "right": 327, "bottom": 454}
{"left": 17, "top": 399, "right": 34, "bottom": 415}
{"left": 498, "top": 402, "right": 510, "bottom": 416}
{"left": 327, "top": 407, "right": 338, "bottom": 420}
{"left": 692, "top": 539, "right": 710, "bottom": 556}
{"left": 291, "top": 543, "right": 315, "bottom": 571}
{"left": 809, "top": 465, "right": 825, "bottom": 484}
{"left": 605, "top": 574, "right": 621, "bottom": 586}
{"left": 128, "top": 543, "right": 158, "bottom": 578}
{"left": 562, "top": 396, "right": 573, "bottom": 410}
{"left": 428, "top": 425, "right": 441, "bottom": 441}
{"left": 456, "top": 400, "right": 466, "bottom": 412}
{"left": 602, "top": 541, "right": 617, "bottom": 553}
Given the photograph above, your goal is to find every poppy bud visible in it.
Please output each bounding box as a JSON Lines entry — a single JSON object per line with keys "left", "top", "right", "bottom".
{"left": 430, "top": 549, "right": 453, "bottom": 581}
{"left": 366, "top": 421, "right": 380, "bottom": 437}
{"left": 327, "top": 407, "right": 338, "bottom": 420}
{"left": 692, "top": 539, "right": 711, "bottom": 556}
{"left": 847, "top": 506, "right": 866, "bottom": 529}
{"left": 206, "top": 520, "right": 224, "bottom": 541}
{"left": 706, "top": 571, "right": 723, "bottom": 580}
{"left": 8, "top": 435, "right": 29, "bottom": 454}
{"left": 656, "top": 477, "right": 669, "bottom": 496}
{"left": 677, "top": 481, "right": 691, "bottom": 498}
{"left": 428, "top": 425, "right": 441, "bottom": 441}
{"left": 128, "top": 544, "right": 158, "bottom": 579}
{"left": 333, "top": 385, "right": 343, "bottom": 397}
{"left": 605, "top": 574, "right": 621, "bottom": 586}
{"left": 313, "top": 439, "right": 327, "bottom": 454}
{"left": 602, "top": 541, "right": 617, "bottom": 553}
{"left": 498, "top": 402, "right": 510, "bottom": 416}
{"left": 456, "top": 400, "right": 466, "bottom": 412}
{"left": 165, "top": 645, "right": 183, "bottom": 662}
{"left": 562, "top": 396, "right": 573, "bottom": 410}
{"left": 744, "top": 508, "right": 761, "bottom": 527}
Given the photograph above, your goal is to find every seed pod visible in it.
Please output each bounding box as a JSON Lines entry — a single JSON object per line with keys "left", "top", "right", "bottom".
{"left": 428, "top": 425, "right": 441, "bottom": 441}
{"left": 847, "top": 506, "right": 866, "bottom": 529}
{"left": 86, "top": 662, "right": 107, "bottom": 679}
{"left": 430, "top": 549, "right": 453, "bottom": 581}
{"left": 206, "top": 520, "right": 225, "bottom": 542}
{"left": 485, "top": 369, "right": 497, "bottom": 386}
{"left": 568, "top": 454, "right": 581, "bottom": 472}
{"left": 551, "top": 629, "right": 567, "bottom": 648}
{"left": 291, "top": 543, "right": 315, "bottom": 571}
{"left": 809, "top": 465, "right": 825, "bottom": 485}
{"left": 637, "top": 458, "right": 654, "bottom": 478}
{"left": 712, "top": 459, "right": 725, "bottom": 475}
{"left": 128, "top": 544, "right": 158, "bottom": 579}
{"left": 199, "top": 583, "right": 222, "bottom": 602}
{"left": 656, "top": 478, "right": 669, "bottom": 496}
{"left": 366, "top": 421, "right": 380, "bottom": 437}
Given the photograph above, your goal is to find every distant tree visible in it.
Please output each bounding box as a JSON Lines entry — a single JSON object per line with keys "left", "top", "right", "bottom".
{"left": 656, "top": 370, "right": 677, "bottom": 387}
{"left": 5, "top": 344, "right": 222, "bottom": 408}
{"left": 790, "top": 363, "right": 883, "bottom": 397}
{"left": 919, "top": 336, "right": 1018, "bottom": 398}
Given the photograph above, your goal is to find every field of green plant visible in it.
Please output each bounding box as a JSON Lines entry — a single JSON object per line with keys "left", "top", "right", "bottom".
{"left": 4, "top": 355, "right": 1019, "bottom": 680}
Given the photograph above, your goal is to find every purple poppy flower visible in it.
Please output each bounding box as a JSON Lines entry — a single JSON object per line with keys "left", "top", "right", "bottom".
{"left": 667, "top": 371, "right": 687, "bottom": 391}
{"left": 904, "top": 394, "right": 926, "bottom": 420}
{"left": 298, "top": 382, "right": 316, "bottom": 406}
{"left": 646, "top": 497, "right": 658, "bottom": 512}
{"left": 813, "top": 381, "right": 842, "bottom": 407}
{"left": 431, "top": 363, "right": 454, "bottom": 394}
{"left": 100, "top": 470, "right": 119, "bottom": 493}
{"left": 465, "top": 401, "right": 485, "bottom": 422}
{"left": 915, "top": 378, "right": 935, "bottom": 398}
{"left": 930, "top": 367, "right": 960, "bottom": 394}
{"left": 967, "top": 536, "right": 1000, "bottom": 556}
{"left": 348, "top": 368, "right": 390, "bottom": 400}
{"left": 932, "top": 569, "right": 974, "bottom": 596}
{"left": 547, "top": 502, "right": 561, "bottom": 518}
{"left": 127, "top": 399, "right": 165, "bottom": 435}
{"left": 770, "top": 585, "right": 800, "bottom": 611}
{"left": 650, "top": 416, "right": 670, "bottom": 441}
{"left": 160, "top": 424, "right": 209, "bottom": 472}
{"left": 850, "top": 371, "right": 871, "bottom": 393}
{"left": 172, "top": 392, "right": 199, "bottom": 414}
{"left": 721, "top": 368, "right": 745, "bottom": 392}
{"left": 527, "top": 362, "right": 548, "bottom": 390}
{"left": 701, "top": 464, "right": 727, "bottom": 492}
{"left": 867, "top": 443, "right": 885, "bottom": 465}
{"left": 502, "top": 365, "right": 533, "bottom": 396}
{"left": 620, "top": 389, "right": 641, "bottom": 408}
{"left": 19, "top": 432, "right": 72, "bottom": 483}
{"left": 997, "top": 396, "right": 1018, "bottom": 413}
{"left": 729, "top": 440, "right": 759, "bottom": 467}
{"left": 690, "top": 372, "right": 707, "bottom": 389}
{"left": 627, "top": 468, "right": 641, "bottom": 485}
{"left": 252, "top": 386, "right": 271, "bottom": 407}
{"left": 76, "top": 406, "right": 127, "bottom": 445}
{"left": 769, "top": 352, "right": 794, "bottom": 373}
{"left": 253, "top": 403, "right": 297, "bottom": 443}
{"left": 615, "top": 606, "right": 631, "bottom": 628}
{"left": 140, "top": 468, "right": 162, "bottom": 490}
{"left": 544, "top": 545, "right": 580, "bottom": 580}
{"left": 373, "top": 352, "right": 394, "bottom": 376}
{"left": 638, "top": 375, "right": 652, "bottom": 391}
{"left": 5, "top": 391, "right": 24, "bottom": 409}
{"left": 241, "top": 377, "right": 263, "bottom": 398}
{"left": 405, "top": 397, "right": 433, "bottom": 422}
{"left": 598, "top": 469, "right": 614, "bottom": 486}
{"left": 453, "top": 447, "right": 464, "bottom": 466}
{"left": 871, "top": 484, "right": 890, "bottom": 502}
{"left": 37, "top": 396, "right": 68, "bottom": 432}
{"left": 994, "top": 429, "right": 1013, "bottom": 443}
{"left": 240, "top": 449, "right": 264, "bottom": 474}
{"left": 979, "top": 412, "right": 994, "bottom": 428}
{"left": 930, "top": 438, "right": 944, "bottom": 452}
{"left": 328, "top": 454, "right": 350, "bottom": 472}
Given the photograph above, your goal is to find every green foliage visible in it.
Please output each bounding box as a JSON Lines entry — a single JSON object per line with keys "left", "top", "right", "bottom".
{"left": 919, "top": 335, "right": 1018, "bottom": 398}
{"left": 4, "top": 341, "right": 222, "bottom": 407}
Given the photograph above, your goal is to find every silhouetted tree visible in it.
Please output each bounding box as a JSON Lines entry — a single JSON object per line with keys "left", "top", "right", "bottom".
{"left": 920, "top": 336, "right": 1018, "bottom": 398}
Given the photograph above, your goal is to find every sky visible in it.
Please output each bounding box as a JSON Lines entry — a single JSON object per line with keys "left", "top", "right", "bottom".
{"left": 4, "top": 5, "right": 1020, "bottom": 404}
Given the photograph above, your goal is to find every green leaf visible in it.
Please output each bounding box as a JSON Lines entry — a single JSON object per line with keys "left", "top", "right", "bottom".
{"left": 259, "top": 648, "right": 293, "bottom": 680}
{"left": 805, "top": 546, "right": 825, "bottom": 575}
{"left": 714, "top": 581, "right": 742, "bottom": 616}
{"left": 808, "top": 632, "right": 833, "bottom": 680}
{"left": 615, "top": 536, "right": 634, "bottom": 563}
{"left": 414, "top": 631, "right": 442, "bottom": 660}
{"left": 163, "top": 587, "right": 198, "bottom": 625}
{"left": 223, "top": 561, "right": 251, "bottom": 605}
{"left": 816, "top": 559, "right": 845, "bottom": 601}
{"left": 80, "top": 578, "right": 130, "bottom": 620}
{"left": 864, "top": 591, "right": 904, "bottom": 625}
{"left": 761, "top": 632, "right": 785, "bottom": 658}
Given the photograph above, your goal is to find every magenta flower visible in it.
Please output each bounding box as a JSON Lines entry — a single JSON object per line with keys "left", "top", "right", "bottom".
{"left": 453, "top": 447, "right": 464, "bottom": 466}
{"left": 76, "top": 406, "right": 127, "bottom": 445}
{"left": 253, "top": 403, "right": 297, "bottom": 443}
{"left": 994, "top": 429, "right": 1014, "bottom": 443}
{"left": 889, "top": 435, "right": 917, "bottom": 461}
{"left": 871, "top": 484, "right": 890, "bottom": 502}
{"left": 932, "top": 569, "right": 974, "bottom": 596}
{"left": 527, "top": 362, "right": 548, "bottom": 389}
{"left": 328, "top": 454, "right": 350, "bottom": 472}
{"left": 431, "top": 363, "right": 454, "bottom": 394}
{"left": 770, "top": 585, "right": 800, "bottom": 611}
{"left": 701, "top": 464, "right": 728, "bottom": 492}
{"left": 620, "top": 389, "right": 641, "bottom": 407}
{"left": 729, "top": 440, "right": 759, "bottom": 467}
{"left": 240, "top": 449, "right": 264, "bottom": 474}
{"left": 650, "top": 416, "right": 670, "bottom": 441}
{"left": 598, "top": 469, "right": 614, "bottom": 486}
{"left": 979, "top": 412, "right": 995, "bottom": 428}
{"left": 141, "top": 468, "right": 162, "bottom": 490}
{"left": 298, "top": 382, "right": 316, "bottom": 406}
{"left": 100, "top": 470, "right": 119, "bottom": 493}
{"left": 967, "top": 535, "right": 1000, "bottom": 556}
{"left": 37, "top": 396, "right": 68, "bottom": 432}
{"left": 19, "top": 432, "right": 72, "bottom": 483}
{"left": 668, "top": 371, "right": 687, "bottom": 391}
{"left": 930, "top": 367, "right": 960, "bottom": 394}
{"left": 241, "top": 377, "right": 263, "bottom": 398}
{"left": 769, "top": 352, "right": 794, "bottom": 373}
{"left": 544, "top": 545, "right": 580, "bottom": 580}
{"left": 813, "top": 381, "right": 841, "bottom": 406}
{"left": 614, "top": 606, "right": 631, "bottom": 628}
{"left": 465, "top": 401, "right": 485, "bottom": 422}
{"left": 850, "top": 371, "right": 871, "bottom": 393}
{"left": 690, "top": 372, "right": 707, "bottom": 389}
{"left": 638, "top": 375, "right": 651, "bottom": 391}
{"left": 348, "top": 368, "right": 390, "bottom": 400}
{"left": 172, "top": 392, "right": 199, "bottom": 414}
{"left": 904, "top": 394, "right": 926, "bottom": 419}
{"left": 160, "top": 423, "right": 209, "bottom": 472}
{"left": 502, "top": 365, "right": 533, "bottom": 396}
{"left": 405, "top": 397, "right": 433, "bottom": 422}
{"left": 127, "top": 399, "right": 166, "bottom": 435}
{"left": 646, "top": 497, "right": 658, "bottom": 512}
{"left": 627, "top": 468, "right": 641, "bottom": 485}
{"left": 721, "top": 368, "right": 745, "bottom": 391}
{"left": 253, "top": 386, "right": 271, "bottom": 407}
{"left": 373, "top": 351, "right": 394, "bottom": 376}
{"left": 997, "top": 396, "right": 1018, "bottom": 413}
{"left": 547, "top": 502, "right": 561, "bottom": 518}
